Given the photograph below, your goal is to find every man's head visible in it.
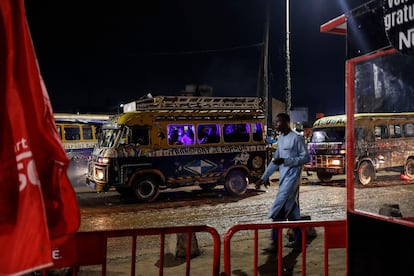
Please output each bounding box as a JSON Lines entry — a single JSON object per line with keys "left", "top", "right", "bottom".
{"left": 275, "top": 113, "right": 290, "bottom": 133}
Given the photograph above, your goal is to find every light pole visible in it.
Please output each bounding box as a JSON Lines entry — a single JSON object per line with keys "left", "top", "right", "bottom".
{"left": 264, "top": 0, "right": 272, "bottom": 135}
{"left": 285, "top": 0, "right": 292, "bottom": 114}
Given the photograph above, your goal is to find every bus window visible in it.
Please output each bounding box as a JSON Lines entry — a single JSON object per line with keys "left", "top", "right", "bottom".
{"left": 223, "top": 123, "right": 250, "bottom": 143}
{"left": 168, "top": 124, "right": 195, "bottom": 145}
{"left": 82, "top": 125, "right": 94, "bottom": 140}
{"left": 403, "top": 123, "right": 414, "bottom": 137}
{"left": 311, "top": 127, "right": 345, "bottom": 143}
{"left": 124, "top": 127, "right": 150, "bottom": 146}
{"left": 100, "top": 129, "right": 118, "bottom": 148}
{"left": 375, "top": 125, "right": 389, "bottom": 139}
{"left": 197, "top": 124, "right": 220, "bottom": 144}
{"left": 64, "top": 125, "right": 81, "bottom": 140}
{"left": 252, "top": 122, "right": 264, "bottom": 142}
{"left": 389, "top": 124, "right": 401, "bottom": 138}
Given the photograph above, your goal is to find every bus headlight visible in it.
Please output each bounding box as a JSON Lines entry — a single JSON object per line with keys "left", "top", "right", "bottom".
{"left": 98, "top": 157, "right": 110, "bottom": 164}
{"left": 95, "top": 168, "right": 105, "bottom": 180}
{"left": 331, "top": 159, "right": 341, "bottom": 166}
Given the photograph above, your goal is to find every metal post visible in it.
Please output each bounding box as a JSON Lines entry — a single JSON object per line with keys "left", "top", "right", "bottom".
{"left": 264, "top": 0, "right": 272, "bottom": 134}
{"left": 285, "top": 0, "right": 292, "bottom": 114}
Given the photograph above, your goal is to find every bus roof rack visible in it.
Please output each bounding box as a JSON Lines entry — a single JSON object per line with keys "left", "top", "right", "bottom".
{"left": 54, "top": 113, "right": 110, "bottom": 124}
{"left": 123, "top": 96, "right": 263, "bottom": 112}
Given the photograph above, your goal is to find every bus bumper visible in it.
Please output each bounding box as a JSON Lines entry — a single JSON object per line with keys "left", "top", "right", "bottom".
{"left": 304, "top": 165, "right": 344, "bottom": 174}
{"left": 86, "top": 178, "right": 106, "bottom": 192}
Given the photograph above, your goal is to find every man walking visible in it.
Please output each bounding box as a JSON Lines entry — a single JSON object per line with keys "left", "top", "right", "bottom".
{"left": 255, "top": 113, "right": 310, "bottom": 250}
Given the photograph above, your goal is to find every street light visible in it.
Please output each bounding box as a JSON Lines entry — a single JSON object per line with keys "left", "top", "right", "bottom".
{"left": 118, "top": 103, "right": 124, "bottom": 114}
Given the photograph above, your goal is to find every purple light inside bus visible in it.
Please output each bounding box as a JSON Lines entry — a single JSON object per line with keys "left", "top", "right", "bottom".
{"left": 168, "top": 124, "right": 195, "bottom": 145}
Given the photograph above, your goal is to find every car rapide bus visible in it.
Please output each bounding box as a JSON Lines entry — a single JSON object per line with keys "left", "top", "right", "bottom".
{"left": 54, "top": 113, "right": 110, "bottom": 162}
{"left": 86, "top": 96, "right": 267, "bottom": 201}
{"left": 305, "top": 113, "right": 414, "bottom": 185}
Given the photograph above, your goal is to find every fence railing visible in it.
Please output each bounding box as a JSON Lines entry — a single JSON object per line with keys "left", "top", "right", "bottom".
{"left": 221, "top": 220, "right": 346, "bottom": 276}
{"left": 42, "top": 225, "right": 221, "bottom": 276}
{"left": 42, "top": 220, "right": 346, "bottom": 276}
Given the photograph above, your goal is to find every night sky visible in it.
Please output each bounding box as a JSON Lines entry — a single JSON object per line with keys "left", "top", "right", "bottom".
{"left": 24, "top": 0, "right": 364, "bottom": 120}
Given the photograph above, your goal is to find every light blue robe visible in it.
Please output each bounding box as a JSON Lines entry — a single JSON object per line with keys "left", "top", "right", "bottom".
{"left": 261, "top": 131, "right": 310, "bottom": 219}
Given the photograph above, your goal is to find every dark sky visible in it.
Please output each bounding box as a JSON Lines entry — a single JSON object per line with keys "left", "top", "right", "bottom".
{"left": 24, "top": 0, "right": 364, "bottom": 119}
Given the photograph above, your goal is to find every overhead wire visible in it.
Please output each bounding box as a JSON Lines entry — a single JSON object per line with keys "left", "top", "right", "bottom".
{"left": 137, "top": 42, "right": 264, "bottom": 56}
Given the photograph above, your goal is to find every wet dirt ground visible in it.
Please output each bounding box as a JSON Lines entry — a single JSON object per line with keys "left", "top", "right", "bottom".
{"left": 74, "top": 171, "right": 414, "bottom": 233}
{"left": 75, "top": 175, "right": 343, "bottom": 234}
{"left": 68, "top": 168, "right": 414, "bottom": 275}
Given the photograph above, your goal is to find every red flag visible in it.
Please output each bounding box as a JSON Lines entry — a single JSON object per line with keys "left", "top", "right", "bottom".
{"left": 0, "top": 0, "right": 80, "bottom": 275}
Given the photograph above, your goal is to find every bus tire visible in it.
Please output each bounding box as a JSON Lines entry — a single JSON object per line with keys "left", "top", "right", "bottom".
{"left": 316, "top": 171, "right": 333, "bottom": 182}
{"left": 404, "top": 159, "right": 414, "bottom": 179}
{"left": 131, "top": 175, "right": 160, "bottom": 202}
{"left": 224, "top": 169, "right": 248, "bottom": 196}
{"left": 356, "top": 161, "right": 375, "bottom": 185}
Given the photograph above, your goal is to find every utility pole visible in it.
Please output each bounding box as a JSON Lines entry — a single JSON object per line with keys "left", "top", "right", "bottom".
{"left": 285, "top": 0, "right": 292, "bottom": 114}
{"left": 256, "top": 45, "right": 263, "bottom": 97}
{"left": 263, "top": 0, "right": 272, "bottom": 134}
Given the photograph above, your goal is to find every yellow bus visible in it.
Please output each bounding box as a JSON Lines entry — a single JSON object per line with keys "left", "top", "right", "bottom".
{"left": 54, "top": 113, "right": 110, "bottom": 162}
{"left": 86, "top": 96, "right": 267, "bottom": 201}
{"left": 305, "top": 113, "right": 414, "bottom": 185}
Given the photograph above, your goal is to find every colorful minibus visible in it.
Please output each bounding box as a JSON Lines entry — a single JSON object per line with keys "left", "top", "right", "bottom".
{"left": 86, "top": 96, "right": 267, "bottom": 201}
{"left": 305, "top": 113, "right": 414, "bottom": 185}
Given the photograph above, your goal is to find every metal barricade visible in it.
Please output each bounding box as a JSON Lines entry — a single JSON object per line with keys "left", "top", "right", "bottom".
{"left": 221, "top": 220, "right": 346, "bottom": 276}
{"left": 43, "top": 225, "right": 221, "bottom": 276}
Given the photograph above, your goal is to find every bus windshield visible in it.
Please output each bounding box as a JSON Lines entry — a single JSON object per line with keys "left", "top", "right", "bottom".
{"left": 99, "top": 128, "right": 119, "bottom": 148}
{"left": 311, "top": 127, "right": 345, "bottom": 143}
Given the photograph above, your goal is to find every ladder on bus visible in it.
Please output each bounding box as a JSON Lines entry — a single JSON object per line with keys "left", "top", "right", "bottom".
{"left": 123, "top": 96, "right": 263, "bottom": 112}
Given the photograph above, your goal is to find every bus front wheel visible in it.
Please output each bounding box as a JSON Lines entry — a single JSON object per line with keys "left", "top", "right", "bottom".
{"left": 316, "top": 171, "right": 333, "bottom": 182}
{"left": 224, "top": 169, "right": 248, "bottom": 196}
{"left": 131, "top": 175, "right": 160, "bottom": 202}
{"left": 404, "top": 159, "right": 414, "bottom": 179}
{"left": 356, "top": 161, "right": 375, "bottom": 185}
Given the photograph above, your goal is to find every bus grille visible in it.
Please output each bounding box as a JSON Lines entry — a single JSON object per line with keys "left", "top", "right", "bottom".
{"left": 309, "top": 155, "right": 345, "bottom": 169}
